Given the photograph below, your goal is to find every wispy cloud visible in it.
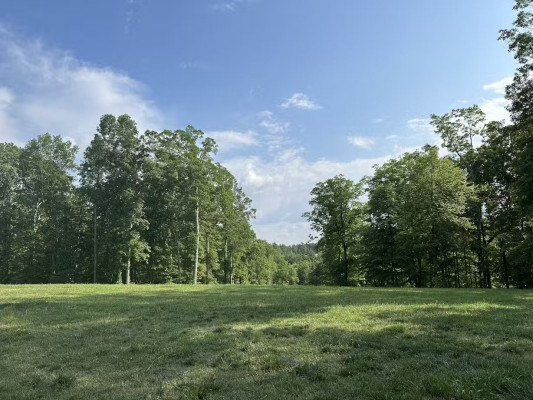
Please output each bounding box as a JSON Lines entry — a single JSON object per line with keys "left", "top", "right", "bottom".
{"left": 281, "top": 93, "right": 322, "bottom": 110}
{"left": 258, "top": 110, "right": 289, "bottom": 134}
{"left": 407, "top": 118, "right": 433, "bottom": 134}
{"left": 179, "top": 61, "right": 205, "bottom": 70}
{"left": 405, "top": 118, "right": 440, "bottom": 146}
{"left": 206, "top": 130, "right": 259, "bottom": 151}
{"left": 0, "top": 87, "right": 15, "bottom": 142}
{"left": 248, "top": 85, "right": 262, "bottom": 101}
{"left": 483, "top": 77, "right": 513, "bottom": 95}
{"left": 0, "top": 27, "right": 162, "bottom": 150}
{"left": 372, "top": 118, "right": 384, "bottom": 123}
{"left": 124, "top": 0, "right": 140, "bottom": 33}
{"left": 347, "top": 136, "right": 375, "bottom": 149}
{"left": 211, "top": 0, "right": 249, "bottom": 12}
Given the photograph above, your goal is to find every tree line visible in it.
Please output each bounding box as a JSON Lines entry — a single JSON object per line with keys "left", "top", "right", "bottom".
{"left": 304, "top": 1, "right": 533, "bottom": 288}
{"left": 0, "top": 117, "right": 309, "bottom": 284}
{"left": 1, "top": 0, "right": 531, "bottom": 288}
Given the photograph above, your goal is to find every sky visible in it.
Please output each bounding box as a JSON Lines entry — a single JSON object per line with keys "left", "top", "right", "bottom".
{"left": 0, "top": 0, "right": 518, "bottom": 244}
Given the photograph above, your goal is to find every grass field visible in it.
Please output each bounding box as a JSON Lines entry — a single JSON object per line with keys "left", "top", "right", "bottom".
{"left": 0, "top": 285, "right": 532, "bottom": 400}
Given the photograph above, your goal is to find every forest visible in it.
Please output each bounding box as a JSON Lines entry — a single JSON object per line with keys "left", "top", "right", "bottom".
{"left": 1, "top": 1, "right": 532, "bottom": 288}
{"left": 0, "top": 119, "right": 319, "bottom": 285}
{"left": 303, "top": 1, "right": 533, "bottom": 289}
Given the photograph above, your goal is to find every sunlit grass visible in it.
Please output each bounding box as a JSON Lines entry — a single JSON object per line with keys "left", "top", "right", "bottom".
{"left": 1, "top": 285, "right": 532, "bottom": 399}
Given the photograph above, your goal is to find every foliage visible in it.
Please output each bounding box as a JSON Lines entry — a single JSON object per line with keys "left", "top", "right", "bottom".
{"left": 303, "top": 175, "right": 365, "bottom": 286}
{"left": 1, "top": 0, "right": 533, "bottom": 288}
{"left": 305, "top": 0, "right": 533, "bottom": 288}
{"left": 0, "top": 117, "right": 278, "bottom": 284}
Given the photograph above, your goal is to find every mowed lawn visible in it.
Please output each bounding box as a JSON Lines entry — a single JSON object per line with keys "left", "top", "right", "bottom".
{"left": 0, "top": 285, "right": 532, "bottom": 400}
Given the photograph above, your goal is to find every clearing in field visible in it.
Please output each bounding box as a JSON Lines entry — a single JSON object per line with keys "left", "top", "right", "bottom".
{"left": 1, "top": 285, "right": 532, "bottom": 399}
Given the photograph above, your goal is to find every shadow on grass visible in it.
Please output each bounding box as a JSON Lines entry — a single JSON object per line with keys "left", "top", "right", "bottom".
{"left": 0, "top": 286, "right": 532, "bottom": 399}
{"left": 3, "top": 286, "right": 531, "bottom": 326}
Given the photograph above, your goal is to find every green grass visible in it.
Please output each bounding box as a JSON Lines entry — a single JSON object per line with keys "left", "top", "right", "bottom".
{"left": 1, "top": 285, "right": 532, "bottom": 400}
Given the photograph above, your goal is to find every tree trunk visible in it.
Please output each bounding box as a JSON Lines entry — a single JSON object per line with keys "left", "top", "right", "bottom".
{"left": 343, "top": 243, "right": 348, "bottom": 286}
{"left": 441, "top": 261, "right": 446, "bottom": 288}
{"left": 177, "top": 246, "right": 181, "bottom": 283}
{"left": 169, "top": 249, "right": 173, "bottom": 283}
{"left": 480, "top": 218, "right": 491, "bottom": 288}
{"left": 475, "top": 204, "right": 491, "bottom": 288}
{"left": 93, "top": 203, "right": 97, "bottom": 284}
{"left": 466, "top": 251, "right": 472, "bottom": 288}
{"left": 503, "top": 251, "right": 510, "bottom": 289}
{"left": 177, "top": 229, "right": 181, "bottom": 283}
{"left": 51, "top": 235, "right": 57, "bottom": 281}
{"left": 33, "top": 200, "right": 43, "bottom": 233}
{"left": 454, "top": 251, "right": 460, "bottom": 288}
{"left": 193, "top": 192, "right": 199, "bottom": 285}
{"left": 205, "top": 232, "right": 210, "bottom": 284}
{"left": 429, "top": 222, "right": 436, "bottom": 288}
{"left": 0, "top": 219, "right": 11, "bottom": 283}
{"left": 473, "top": 253, "right": 480, "bottom": 288}
{"left": 417, "top": 257, "right": 423, "bottom": 287}
{"left": 224, "top": 238, "right": 228, "bottom": 284}
{"left": 230, "top": 251, "right": 234, "bottom": 284}
{"left": 125, "top": 244, "right": 131, "bottom": 285}
{"left": 125, "top": 219, "right": 133, "bottom": 285}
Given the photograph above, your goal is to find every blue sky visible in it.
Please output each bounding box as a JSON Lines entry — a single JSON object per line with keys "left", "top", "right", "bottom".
{"left": 0, "top": 0, "right": 517, "bottom": 243}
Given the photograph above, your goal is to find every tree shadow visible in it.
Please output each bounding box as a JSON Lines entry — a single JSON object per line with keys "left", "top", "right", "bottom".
{"left": 0, "top": 285, "right": 532, "bottom": 399}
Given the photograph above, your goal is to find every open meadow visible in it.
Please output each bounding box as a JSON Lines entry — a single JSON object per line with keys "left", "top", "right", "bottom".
{"left": 0, "top": 285, "right": 532, "bottom": 400}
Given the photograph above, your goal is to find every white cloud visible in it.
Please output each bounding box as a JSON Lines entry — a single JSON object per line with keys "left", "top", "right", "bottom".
{"left": 0, "top": 28, "right": 163, "bottom": 151}
{"left": 347, "top": 136, "right": 375, "bottom": 149}
{"left": 405, "top": 118, "right": 441, "bottom": 147}
{"left": 480, "top": 97, "right": 510, "bottom": 123}
{"left": 223, "top": 149, "right": 390, "bottom": 244}
{"left": 223, "top": 83, "right": 513, "bottom": 243}
{"left": 206, "top": 130, "right": 259, "bottom": 151}
{"left": 254, "top": 221, "right": 314, "bottom": 245}
{"left": 0, "top": 87, "right": 15, "bottom": 143}
{"left": 0, "top": 87, "right": 13, "bottom": 107}
{"left": 483, "top": 77, "right": 513, "bottom": 95}
{"left": 372, "top": 118, "right": 385, "bottom": 123}
{"left": 281, "top": 93, "right": 322, "bottom": 110}
{"left": 406, "top": 118, "right": 433, "bottom": 134}
{"left": 479, "top": 77, "right": 512, "bottom": 124}
{"left": 258, "top": 110, "right": 289, "bottom": 134}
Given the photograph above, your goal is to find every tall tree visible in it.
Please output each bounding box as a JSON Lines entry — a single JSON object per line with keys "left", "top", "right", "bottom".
{"left": 17, "top": 134, "right": 78, "bottom": 283}
{"left": 363, "top": 147, "right": 473, "bottom": 287}
{"left": 500, "top": 0, "right": 533, "bottom": 286}
{"left": 363, "top": 158, "right": 407, "bottom": 286}
{"left": 81, "top": 115, "right": 148, "bottom": 284}
{"left": 0, "top": 143, "right": 22, "bottom": 283}
{"left": 401, "top": 146, "right": 473, "bottom": 287}
{"left": 141, "top": 129, "right": 188, "bottom": 283}
{"left": 304, "top": 175, "right": 365, "bottom": 285}
{"left": 431, "top": 106, "right": 495, "bottom": 287}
